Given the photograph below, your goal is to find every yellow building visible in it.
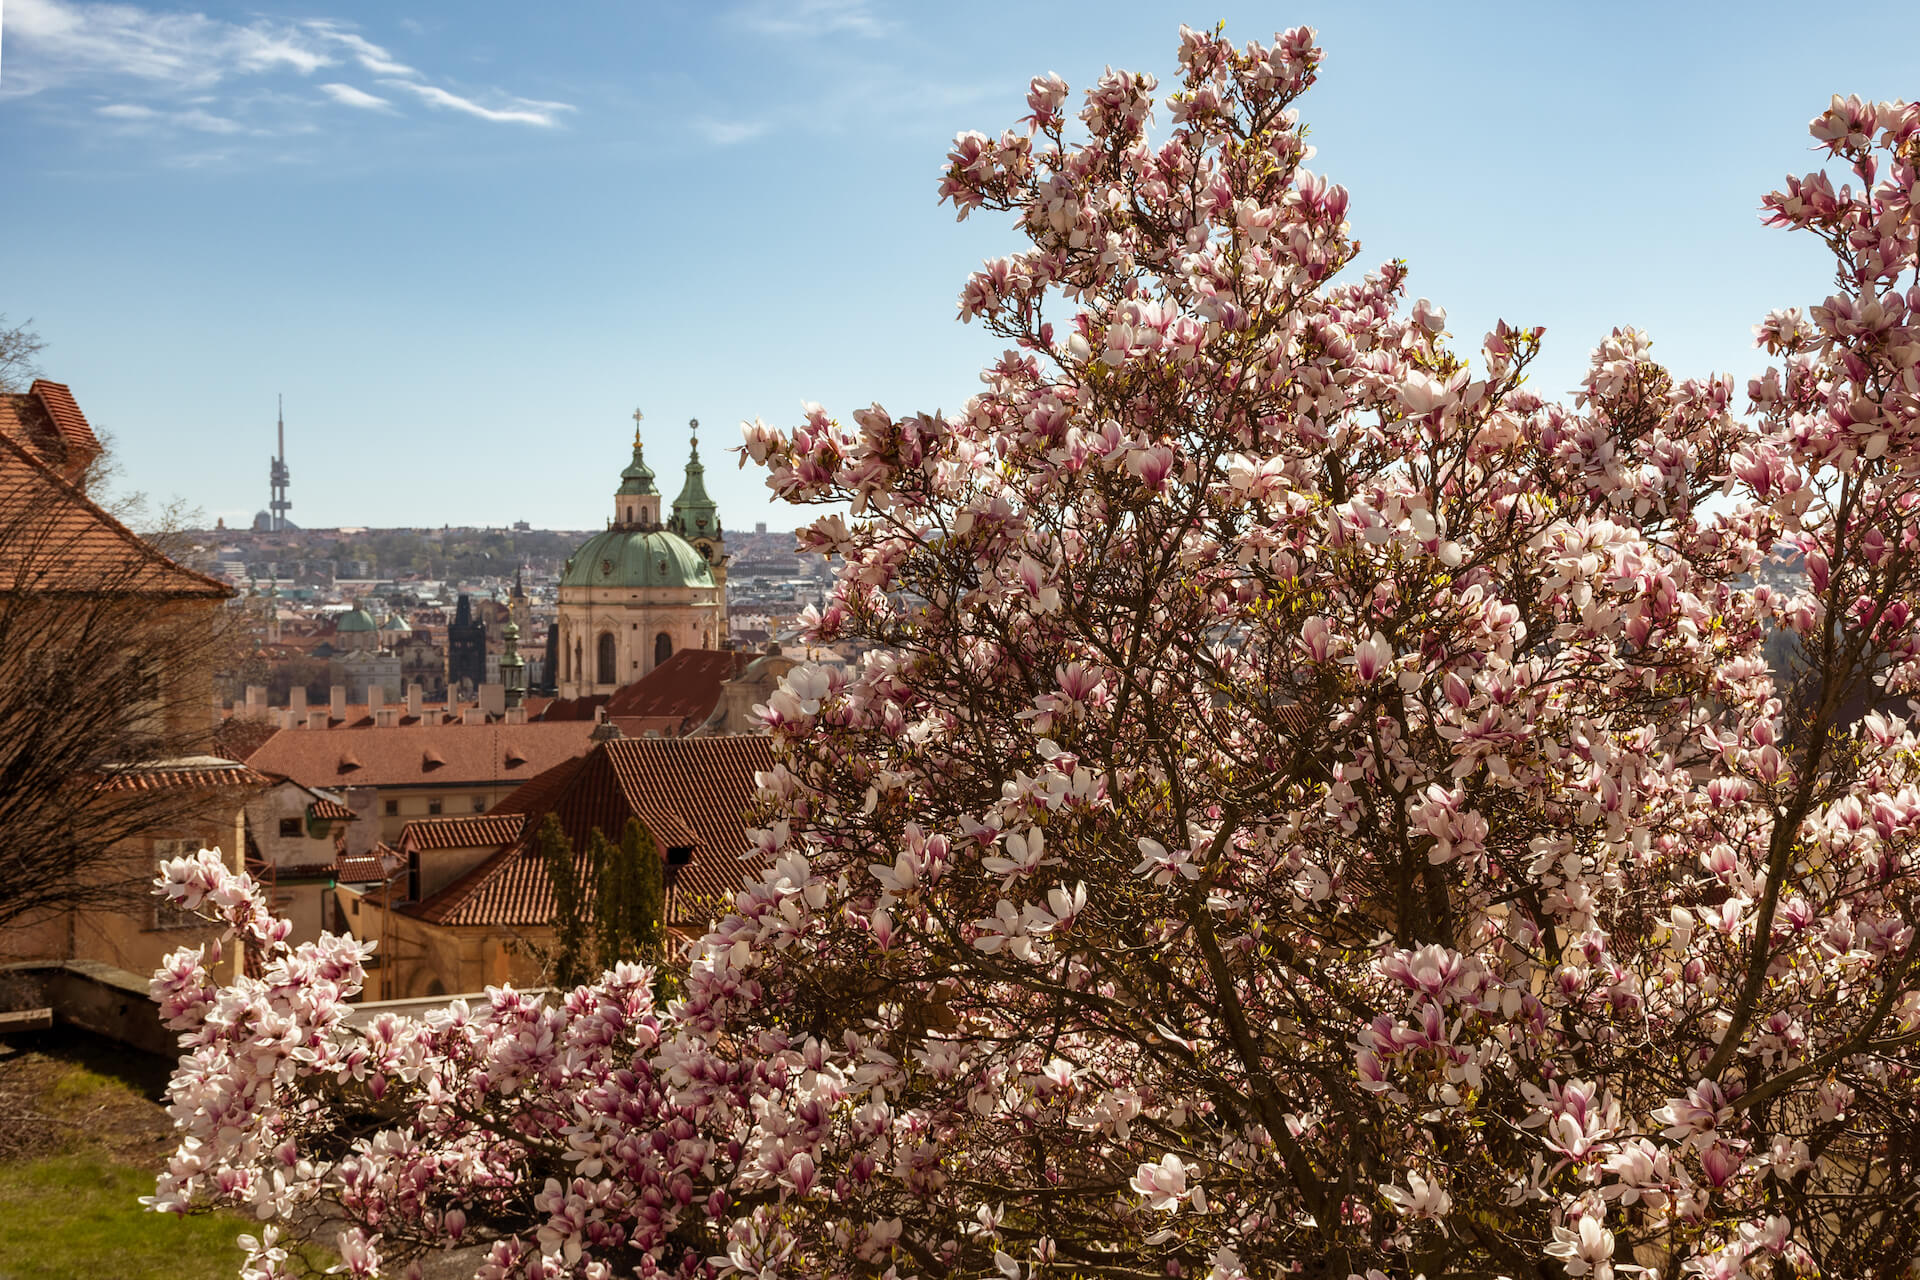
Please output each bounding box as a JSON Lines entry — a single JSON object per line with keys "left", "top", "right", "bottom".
{"left": 553, "top": 418, "right": 728, "bottom": 698}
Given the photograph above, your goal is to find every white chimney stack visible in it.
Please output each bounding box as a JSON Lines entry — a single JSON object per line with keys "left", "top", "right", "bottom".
{"left": 330, "top": 685, "right": 347, "bottom": 719}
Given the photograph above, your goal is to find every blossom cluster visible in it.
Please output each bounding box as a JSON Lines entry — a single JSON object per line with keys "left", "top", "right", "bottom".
{"left": 152, "top": 28, "right": 1920, "bottom": 1280}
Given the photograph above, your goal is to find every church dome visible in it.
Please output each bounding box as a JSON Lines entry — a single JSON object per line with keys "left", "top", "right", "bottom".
{"left": 561, "top": 528, "right": 714, "bottom": 590}
{"left": 336, "top": 607, "right": 378, "bottom": 633}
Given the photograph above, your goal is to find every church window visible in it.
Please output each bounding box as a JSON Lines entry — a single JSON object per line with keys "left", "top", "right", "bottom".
{"left": 573, "top": 638, "right": 583, "bottom": 682}
{"left": 597, "top": 632, "right": 616, "bottom": 685}
{"left": 655, "top": 632, "right": 672, "bottom": 666}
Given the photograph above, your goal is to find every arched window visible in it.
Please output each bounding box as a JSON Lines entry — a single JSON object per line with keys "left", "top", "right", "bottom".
{"left": 572, "top": 637, "right": 583, "bottom": 683}
{"left": 597, "top": 632, "right": 617, "bottom": 685}
{"left": 655, "top": 631, "right": 672, "bottom": 667}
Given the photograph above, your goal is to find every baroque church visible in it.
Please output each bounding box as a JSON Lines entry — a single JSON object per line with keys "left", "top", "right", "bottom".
{"left": 553, "top": 415, "right": 727, "bottom": 699}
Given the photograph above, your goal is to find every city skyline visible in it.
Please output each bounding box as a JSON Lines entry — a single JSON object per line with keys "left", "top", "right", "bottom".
{"left": 3, "top": 0, "right": 1916, "bottom": 530}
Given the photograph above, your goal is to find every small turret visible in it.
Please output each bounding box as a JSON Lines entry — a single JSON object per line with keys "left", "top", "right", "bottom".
{"left": 616, "top": 409, "right": 660, "bottom": 527}
{"left": 499, "top": 620, "right": 525, "bottom": 709}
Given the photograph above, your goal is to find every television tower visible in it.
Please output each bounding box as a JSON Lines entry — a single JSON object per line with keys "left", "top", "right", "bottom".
{"left": 268, "top": 394, "right": 291, "bottom": 532}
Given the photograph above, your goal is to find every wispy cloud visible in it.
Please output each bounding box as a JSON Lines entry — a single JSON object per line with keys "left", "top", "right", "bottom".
{"left": 692, "top": 117, "right": 769, "bottom": 146}
{"left": 305, "top": 24, "right": 416, "bottom": 78}
{"left": 0, "top": 0, "right": 331, "bottom": 96}
{"left": 319, "top": 83, "right": 392, "bottom": 112}
{"left": 1, "top": 0, "right": 576, "bottom": 147}
{"left": 381, "top": 80, "right": 572, "bottom": 128}
{"left": 731, "top": 0, "right": 892, "bottom": 39}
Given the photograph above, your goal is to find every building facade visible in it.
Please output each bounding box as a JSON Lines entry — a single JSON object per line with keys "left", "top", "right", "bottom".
{"left": 447, "top": 594, "right": 487, "bottom": 693}
{"left": 554, "top": 422, "right": 727, "bottom": 699}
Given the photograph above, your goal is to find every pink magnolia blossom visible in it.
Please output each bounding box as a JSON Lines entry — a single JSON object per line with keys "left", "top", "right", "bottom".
{"left": 146, "top": 28, "right": 1920, "bottom": 1280}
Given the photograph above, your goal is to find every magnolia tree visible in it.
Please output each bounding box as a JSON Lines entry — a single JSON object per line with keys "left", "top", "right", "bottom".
{"left": 148, "top": 26, "right": 1920, "bottom": 1280}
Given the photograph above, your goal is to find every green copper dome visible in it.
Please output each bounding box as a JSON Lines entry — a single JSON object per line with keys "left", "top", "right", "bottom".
{"left": 560, "top": 528, "right": 714, "bottom": 589}
{"left": 336, "top": 607, "right": 378, "bottom": 633}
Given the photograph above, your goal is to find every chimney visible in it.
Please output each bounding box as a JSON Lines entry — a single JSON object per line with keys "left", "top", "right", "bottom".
{"left": 330, "top": 685, "right": 347, "bottom": 720}
{"left": 246, "top": 684, "right": 267, "bottom": 716}
{"left": 290, "top": 686, "right": 307, "bottom": 714}
{"left": 463, "top": 706, "right": 486, "bottom": 725}
{"left": 281, "top": 708, "right": 299, "bottom": 730}
{"left": 479, "top": 682, "right": 505, "bottom": 716}
{"left": 368, "top": 683, "right": 385, "bottom": 713}
{"left": 505, "top": 706, "right": 528, "bottom": 725}
{"left": 374, "top": 707, "right": 398, "bottom": 728}
{"left": 307, "top": 709, "right": 328, "bottom": 730}
{"left": 406, "top": 683, "right": 422, "bottom": 718}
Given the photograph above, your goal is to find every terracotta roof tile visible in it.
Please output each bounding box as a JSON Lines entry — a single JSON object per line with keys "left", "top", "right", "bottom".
{"left": 243, "top": 720, "right": 596, "bottom": 789}
{"left": 400, "top": 812, "right": 526, "bottom": 852}
{"left": 308, "top": 797, "right": 356, "bottom": 821}
{"left": 490, "top": 755, "right": 586, "bottom": 816}
{"left": 214, "top": 717, "right": 282, "bottom": 762}
{"left": 409, "top": 735, "right": 773, "bottom": 929}
{"left": 28, "top": 382, "right": 102, "bottom": 462}
{"left": 99, "top": 759, "right": 273, "bottom": 793}
{"left": 337, "top": 845, "right": 406, "bottom": 885}
{"left": 602, "top": 648, "right": 753, "bottom": 732}
{"left": 0, "top": 428, "right": 230, "bottom": 598}
{"left": 0, "top": 380, "right": 100, "bottom": 482}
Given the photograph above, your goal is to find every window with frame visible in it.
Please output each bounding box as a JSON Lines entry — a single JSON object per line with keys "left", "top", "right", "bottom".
{"left": 153, "top": 838, "right": 204, "bottom": 929}
{"left": 428, "top": 797, "right": 443, "bottom": 815}
{"left": 385, "top": 799, "right": 398, "bottom": 816}
{"left": 279, "top": 817, "right": 303, "bottom": 838}
{"left": 471, "top": 796, "right": 486, "bottom": 813}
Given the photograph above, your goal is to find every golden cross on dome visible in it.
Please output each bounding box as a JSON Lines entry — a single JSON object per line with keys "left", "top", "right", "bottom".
{"left": 689, "top": 417, "right": 699, "bottom": 448}
{"left": 631, "top": 407, "right": 644, "bottom": 448}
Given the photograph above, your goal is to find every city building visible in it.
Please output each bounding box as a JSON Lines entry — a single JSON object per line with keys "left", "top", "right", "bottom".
{"left": 447, "top": 593, "right": 487, "bottom": 693}
{"left": 365, "top": 734, "right": 773, "bottom": 997}
{"left": 240, "top": 718, "right": 599, "bottom": 845}
{"left": 1, "top": 379, "right": 261, "bottom": 981}
{"left": 554, "top": 417, "right": 727, "bottom": 698}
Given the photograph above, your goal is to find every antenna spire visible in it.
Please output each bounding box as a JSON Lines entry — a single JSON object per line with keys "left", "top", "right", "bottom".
{"left": 268, "top": 394, "right": 292, "bottom": 532}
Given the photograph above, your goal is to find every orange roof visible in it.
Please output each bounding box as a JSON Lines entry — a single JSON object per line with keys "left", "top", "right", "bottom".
{"left": 0, "top": 380, "right": 101, "bottom": 483}
{"left": 602, "top": 649, "right": 752, "bottom": 731}
{"left": 337, "top": 846, "right": 406, "bottom": 885}
{"left": 0, "top": 412, "right": 229, "bottom": 599}
{"left": 308, "top": 797, "right": 356, "bottom": 821}
{"left": 99, "top": 759, "right": 273, "bottom": 793}
{"left": 400, "top": 812, "right": 527, "bottom": 852}
{"left": 243, "top": 720, "right": 597, "bottom": 789}
{"left": 491, "top": 754, "right": 586, "bottom": 816}
{"left": 409, "top": 735, "right": 773, "bottom": 928}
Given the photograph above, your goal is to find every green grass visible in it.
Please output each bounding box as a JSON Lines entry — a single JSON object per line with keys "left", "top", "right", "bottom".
{"left": 0, "top": 1031, "right": 333, "bottom": 1280}
{"left": 0, "top": 1154, "right": 254, "bottom": 1280}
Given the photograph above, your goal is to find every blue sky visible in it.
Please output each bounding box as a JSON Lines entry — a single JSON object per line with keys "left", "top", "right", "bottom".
{"left": 1, "top": 0, "right": 1913, "bottom": 533}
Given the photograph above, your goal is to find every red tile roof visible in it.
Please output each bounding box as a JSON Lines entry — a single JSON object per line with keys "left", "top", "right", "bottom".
{"left": 0, "top": 427, "right": 230, "bottom": 598}
{"left": 490, "top": 754, "right": 586, "bottom": 816}
{"left": 337, "top": 848, "right": 406, "bottom": 885}
{"left": 605, "top": 648, "right": 753, "bottom": 732}
{"left": 0, "top": 380, "right": 101, "bottom": 483}
{"left": 408, "top": 735, "right": 773, "bottom": 929}
{"left": 241, "top": 720, "right": 597, "bottom": 789}
{"left": 214, "top": 717, "right": 283, "bottom": 762}
{"left": 535, "top": 693, "right": 609, "bottom": 723}
{"left": 400, "top": 812, "right": 526, "bottom": 852}
{"left": 98, "top": 758, "right": 273, "bottom": 793}
{"left": 308, "top": 797, "right": 356, "bottom": 821}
